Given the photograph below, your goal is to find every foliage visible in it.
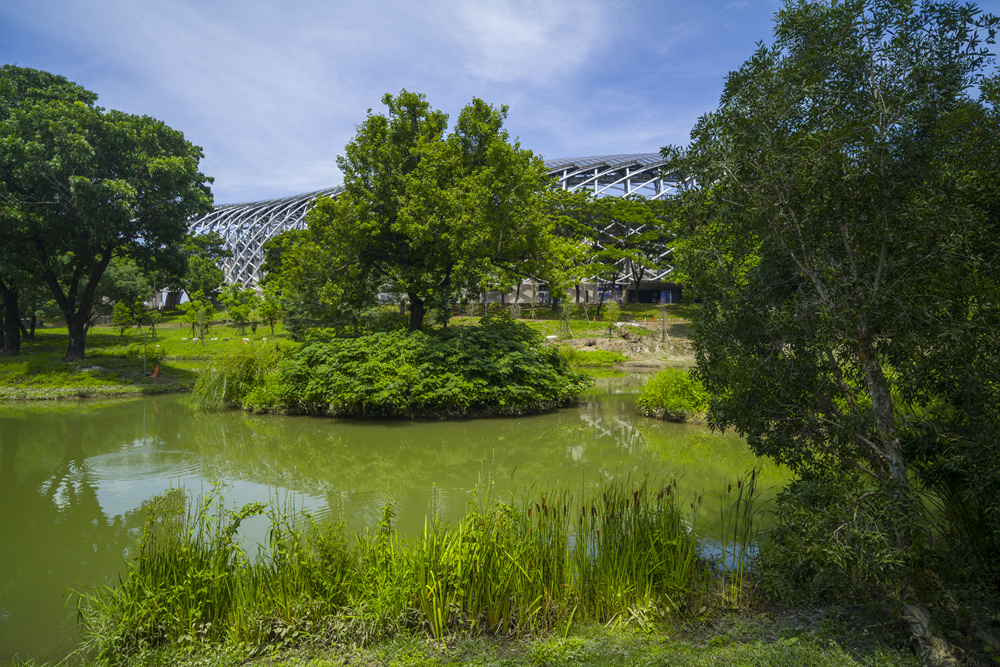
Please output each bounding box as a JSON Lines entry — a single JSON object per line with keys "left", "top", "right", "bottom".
{"left": 193, "top": 341, "right": 284, "bottom": 411}
{"left": 0, "top": 65, "right": 213, "bottom": 361}
{"left": 665, "top": 0, "right": 1000, "bottom": 649}
{"left": 274, "top": 318, "right": 591, "bottom": 418}
{"left": 219, "top": 284, "right": 261, "bottom": 334}
{"left": 95, "top": 257, "right": 154, "bottom": 321}
{"left": 77, "top": 479, "right": 703, "bottom": 661}
{"left": 637, "top": 367, "right": 709, "bottom": 422}
{"left": 178, "top": 291, "right": 215, "bottom": 339}
{"left": 174, "top": 232, "right": 231, "bottom": 300}
{"left": 273, "top": 91, "right": 570, "bottom": 332}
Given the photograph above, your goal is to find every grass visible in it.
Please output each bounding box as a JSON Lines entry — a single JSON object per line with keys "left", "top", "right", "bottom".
{"left": 556, "top": 346, "right": 628, "bottom": 368}
{"left": 0, "top": 312, "right": 295, "bottom": 399}
{"left": 75, "top": 479, "right": 706, "bottom": 663}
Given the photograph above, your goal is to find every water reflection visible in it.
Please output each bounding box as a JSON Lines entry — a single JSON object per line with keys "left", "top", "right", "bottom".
{"left": 0, "top": 376, "right": 787, "bottom": 662}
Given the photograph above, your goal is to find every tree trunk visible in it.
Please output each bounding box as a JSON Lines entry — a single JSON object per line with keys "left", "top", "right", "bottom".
{"left": 408, "top": 292, "right": 425, "bottom": 331}
{"left": 0, "top": 281, "right": 20, "bottom": 357}
{"left": 65, "top": 313, "right": 89, "bottom": 361}
{"left": 857, "top": 328, "right": 959, "bottom": 665}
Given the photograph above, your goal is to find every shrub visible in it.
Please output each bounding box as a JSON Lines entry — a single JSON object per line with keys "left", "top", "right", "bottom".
{"left": 637, "top": 367, "right": 709, "bottom": 422}
{"left": 275, "top": 318, "right": 591, "bottom": 418}
{"left": 756, "top": 472, "right": 906, "bottom": 604}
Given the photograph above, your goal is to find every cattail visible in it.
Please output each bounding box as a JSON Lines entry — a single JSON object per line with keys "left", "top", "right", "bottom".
{"left": 737, "top": 480, "right": 742, "bottom": 489}
{"left": 728, "top": 484, "right": 731, "bottom": 494}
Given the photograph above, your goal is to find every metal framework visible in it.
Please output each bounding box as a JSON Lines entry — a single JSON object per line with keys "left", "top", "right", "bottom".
{"left": 188, "top": 153, "right": 679, "bottom": 288}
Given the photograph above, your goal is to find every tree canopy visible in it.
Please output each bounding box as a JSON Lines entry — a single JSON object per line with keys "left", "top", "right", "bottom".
{"left": 666, "top": 0, "right": 999, "bottom": 657}
{"left": 0, "top": 65, "right": 213, "bottom": 360}
{"left": 282, "top": 91, "right": 568, "bottom": 331}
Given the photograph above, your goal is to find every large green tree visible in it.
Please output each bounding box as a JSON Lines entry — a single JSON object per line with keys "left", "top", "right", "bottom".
{"left": 667, "top": 0, "right": 999, "bottom": 659}
{"left": 299, "top": 91, "right": 565, "bottom": 331}
{"left": 0, "top": 66, "right": 213, "bottom": 360}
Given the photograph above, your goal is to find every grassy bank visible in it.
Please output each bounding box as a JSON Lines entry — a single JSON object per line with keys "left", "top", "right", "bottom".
{"left": 0, "top": 304, "right": 693, "bottom": 401}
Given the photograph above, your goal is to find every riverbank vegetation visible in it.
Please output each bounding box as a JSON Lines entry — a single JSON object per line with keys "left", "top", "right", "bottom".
{"left": 65, "top": 482, "right": 921, "bottom": 667}
{"left": 637, "top": 367, "right": 709, "bottom": 422}
{"left": 0, "top": 303, "right": 689, "bottom": 400}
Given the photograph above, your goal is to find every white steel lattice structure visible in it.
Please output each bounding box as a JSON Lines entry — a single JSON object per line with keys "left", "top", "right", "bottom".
{"left": 188, "top": 153, "right": 678, "bottom": 288}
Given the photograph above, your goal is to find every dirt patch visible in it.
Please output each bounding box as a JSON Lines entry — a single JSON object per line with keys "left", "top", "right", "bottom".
{"left": 550, "top": 320, "right": 696, "bottom": 369}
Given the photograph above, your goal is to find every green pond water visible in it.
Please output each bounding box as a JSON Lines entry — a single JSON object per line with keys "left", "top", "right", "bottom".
{"left": 0, "top": 374, "right": 788, "bottom": 662}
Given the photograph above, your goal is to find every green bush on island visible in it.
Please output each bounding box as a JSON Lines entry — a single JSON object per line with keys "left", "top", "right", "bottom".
{"left": 194, "top": 317, "right": 591, "bottom": 418}
{"left": 637, "top": 367, "right": 709, "bottom": 422}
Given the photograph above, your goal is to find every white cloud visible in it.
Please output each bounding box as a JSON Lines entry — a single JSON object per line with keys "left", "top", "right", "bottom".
{"left": 0, "top": 0, "right": 782, "bottom": 202}
{"left": 453, "top": 0, "right": 612, "bottom": 83}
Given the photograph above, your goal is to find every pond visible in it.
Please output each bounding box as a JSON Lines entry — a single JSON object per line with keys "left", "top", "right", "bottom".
{"left": 0, "top": 374, "right": 788, "bottom": 663}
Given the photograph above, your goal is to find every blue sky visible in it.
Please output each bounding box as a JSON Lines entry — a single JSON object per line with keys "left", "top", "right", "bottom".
{"left": 1, "top": 0, "right": 787, "bottom": 204}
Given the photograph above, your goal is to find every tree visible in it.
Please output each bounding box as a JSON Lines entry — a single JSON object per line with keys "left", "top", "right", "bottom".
{"left": 176, "top": 232, "right": 231, "bottom": 301}
{"left": 667, "top": 0, "right": 999, "bottom": 659}
{"left": 95, "top": 257, "right": 154, "bottom": 320}
{"left": 0, "top": 66, "right": 213, "bottom": 360}
{"left": 548, "top": 192, "right": 673, "bottom": 315}
{"left": 179, "top": 291, "right": 214, "bottom": 339}
{"left": 257, "top": 282, "right": 283, "bottom": 335}
{"left": 219, "top": 284, "right": 261, "bottom": 334}
{"left": 300, "top": 91, "right": 565, "bottom": 331}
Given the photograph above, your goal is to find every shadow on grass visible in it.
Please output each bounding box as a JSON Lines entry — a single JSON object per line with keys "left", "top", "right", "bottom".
{"left": 1, "top": 330, "right": 199, "bottom": 396}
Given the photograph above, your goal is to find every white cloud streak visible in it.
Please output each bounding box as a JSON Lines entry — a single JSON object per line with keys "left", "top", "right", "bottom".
{"left": 1, "top": 0, "right": 781, "bottom": 203}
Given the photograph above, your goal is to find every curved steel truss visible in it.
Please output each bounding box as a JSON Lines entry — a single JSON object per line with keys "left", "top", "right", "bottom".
{"left": 189, "top": 153, "right": 678, "bottom": 288}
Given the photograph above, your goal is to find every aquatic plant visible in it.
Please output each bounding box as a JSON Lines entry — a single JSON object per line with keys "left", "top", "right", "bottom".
{"left": 76, "top": 479, "right": 707, "bottom": 661}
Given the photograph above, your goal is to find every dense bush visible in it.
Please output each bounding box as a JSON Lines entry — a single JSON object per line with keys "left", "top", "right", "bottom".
{"left": 756, "top": 472, "right": 905, "bottom": 604}
{"left": 637, "top": 367, "right": 709, "bottom": 422}
{"left": 201, "top": 318, "right": 589, "bottom": 418}
{"left": 278, "top": 318, "right": 589, "bottom": 418}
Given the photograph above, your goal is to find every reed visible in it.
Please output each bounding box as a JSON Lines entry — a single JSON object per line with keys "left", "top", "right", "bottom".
{"left": 78, "top": 479, "right": 710, "bottom": 662}
{"left": 717, "top": 468, "right": 762, "bottom": 608}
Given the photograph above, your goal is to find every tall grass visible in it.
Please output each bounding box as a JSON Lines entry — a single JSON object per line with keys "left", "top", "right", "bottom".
{"left": 716, "top": 469, "right": 763, "bottom": 608}
{"left": 192, "top": 341, "right": 284, "bottom": 411}
{"left": 77, "top": 479, "right": 707, "bottom": 662}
